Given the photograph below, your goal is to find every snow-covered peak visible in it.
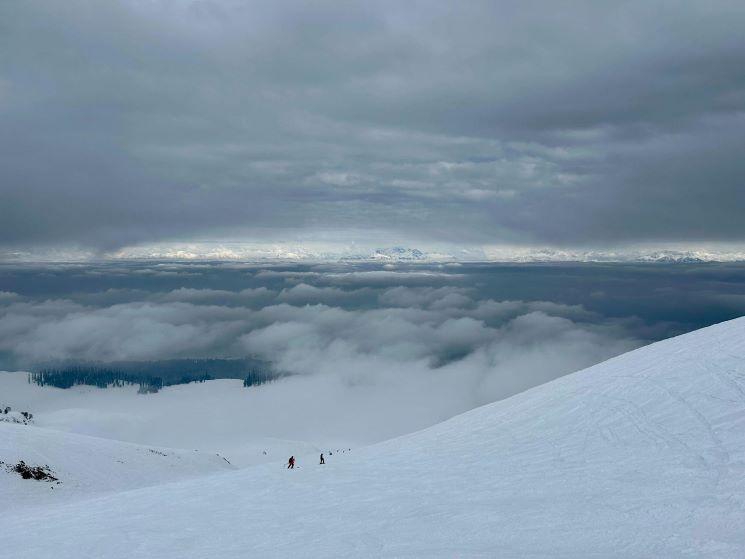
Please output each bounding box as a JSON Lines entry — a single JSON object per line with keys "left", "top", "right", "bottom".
{"left": 371, "top": 246, "right": 425, "bottom": 260}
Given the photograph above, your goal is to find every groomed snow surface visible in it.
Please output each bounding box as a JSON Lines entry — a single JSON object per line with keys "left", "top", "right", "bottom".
{"left": 4, "top": 318, "right": 745, "bottom": 557}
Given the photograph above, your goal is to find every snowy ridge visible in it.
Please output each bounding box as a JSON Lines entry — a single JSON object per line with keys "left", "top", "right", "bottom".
{"left": 482, "top": 246, "right": 745, "bottom": 263}
{"left": 0, "top": 375, "right": 326, "bottom": 468}
{"left": 98, "top": 245, "right": 745, "bottom": 263}
{"left": 7, "top": 242, "right": 745, "bottom": 263}
{"left": 0, "top": 423, "right": 234, "bottom": 508}
{"left": 3, "top": 318, "right": 745, "bottom": 557}
{"left": 106, "top": 243, "right": 455, "bottom": 262}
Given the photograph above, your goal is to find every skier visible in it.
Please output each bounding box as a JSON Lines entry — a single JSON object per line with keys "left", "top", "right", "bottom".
{"left": 287, "top": 456, "right": 295, "bottom": 469}
{"left": 320, "top": 453, "right": 325, "bottom": 465}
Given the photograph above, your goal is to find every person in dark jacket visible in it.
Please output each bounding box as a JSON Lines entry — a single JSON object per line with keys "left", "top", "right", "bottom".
{"left": 319, "top": 453, "right": 325, "bottom": 465}
{"left": 287, "top": 456, "right": 295, "bottom": 469}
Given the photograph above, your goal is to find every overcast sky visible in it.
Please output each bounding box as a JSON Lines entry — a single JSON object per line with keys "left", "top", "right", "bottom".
{"left": 1, "top": 1, "right": 744, "bottom": 254}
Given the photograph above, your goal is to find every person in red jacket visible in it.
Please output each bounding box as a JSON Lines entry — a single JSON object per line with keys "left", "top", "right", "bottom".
{"left": 287, "top": 456, "right": 295, "bottom": 469}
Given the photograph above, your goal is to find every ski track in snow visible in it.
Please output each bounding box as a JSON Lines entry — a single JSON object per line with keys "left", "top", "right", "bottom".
{"left": 3, "top": 318, "right": 745, "bottom": 557}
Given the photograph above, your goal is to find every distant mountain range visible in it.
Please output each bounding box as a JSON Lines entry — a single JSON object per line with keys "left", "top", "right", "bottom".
{"left": 485, "top": 248, "right": 745, "bottom": 264}
{"left": 346, "top": 247, "right": 427, "bottom": 261}
{"left": 5, "top": 244, "right": 745, "bottom": 263}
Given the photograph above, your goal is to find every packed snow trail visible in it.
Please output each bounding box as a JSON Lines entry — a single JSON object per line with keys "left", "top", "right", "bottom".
{"left": 4, "top": 318, "right": 745, "bottom": 557}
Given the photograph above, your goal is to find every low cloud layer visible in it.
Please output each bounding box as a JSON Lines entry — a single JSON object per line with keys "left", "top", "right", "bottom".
{"left": 1, "top": 1, "right": 745, "bottom": 252}
{"left": 0, "top": 296, "right": 637, "bottom": 442}
{"left": 0, "top": 264, "right": 647, "bottom": 442}
{"left": 4, "top": 261, "right": 745, "bottom": 443}
{"left": 0, "top": 285, "right": 637, "bottom": 377}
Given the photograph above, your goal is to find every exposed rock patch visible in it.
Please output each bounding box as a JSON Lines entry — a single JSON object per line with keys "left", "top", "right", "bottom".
{"left": 1, "top": 460, "right": 59, "bottom": 482}
{"left": 1, "top": 406, "right": 34, "bottom": 425}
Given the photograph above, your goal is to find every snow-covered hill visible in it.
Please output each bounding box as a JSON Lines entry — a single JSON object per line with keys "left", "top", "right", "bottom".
{"left": 0, "top": 375, "right": 327, "bottom": 466}
{"left": 0, "top": 423, "right": 234, "bottom": 508}
{"left": 3, "top": 318, "right": 745, "bottom": 557}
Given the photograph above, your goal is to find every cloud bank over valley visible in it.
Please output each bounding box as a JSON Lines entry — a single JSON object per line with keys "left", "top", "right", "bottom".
{"left": 3, "top": 261, "right": 745, "bottom": 445}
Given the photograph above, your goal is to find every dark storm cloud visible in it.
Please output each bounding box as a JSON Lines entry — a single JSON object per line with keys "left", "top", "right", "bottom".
{"left": 1, "top": 0, "right": 744, "bottom": 250}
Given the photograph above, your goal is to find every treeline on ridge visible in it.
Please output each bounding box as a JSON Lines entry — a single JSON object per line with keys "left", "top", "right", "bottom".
{"left": 29, "top": 358, "right": 279, "bottom": 393}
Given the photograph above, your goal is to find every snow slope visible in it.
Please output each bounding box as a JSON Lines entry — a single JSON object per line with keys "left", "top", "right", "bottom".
{"left": 0, "top": 423, "right": 234, "bottom": 508}
{"left": 3, "top": 318, "right": 745, "bottom": 557}
{"left": 0, "top": 375, "right": 325, "bottom": 466}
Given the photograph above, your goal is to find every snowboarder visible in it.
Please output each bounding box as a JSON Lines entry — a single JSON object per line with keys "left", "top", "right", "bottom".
{"left": 287, "top": 456, "right": 295, "bottom": 469}
{"left": 320, "top": 453, "right": 325, "bottom": 465}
